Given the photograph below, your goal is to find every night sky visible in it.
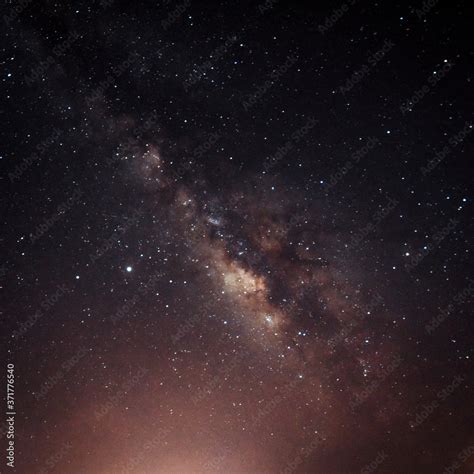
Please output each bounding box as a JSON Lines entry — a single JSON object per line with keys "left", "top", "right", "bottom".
{"left": 2, "top": 0, "right": 473, "bottom": 473}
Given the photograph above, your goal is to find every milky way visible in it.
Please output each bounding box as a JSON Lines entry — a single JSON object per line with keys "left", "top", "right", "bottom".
{"left": 3, "top": 0, "right": 473, "bottom": 473}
